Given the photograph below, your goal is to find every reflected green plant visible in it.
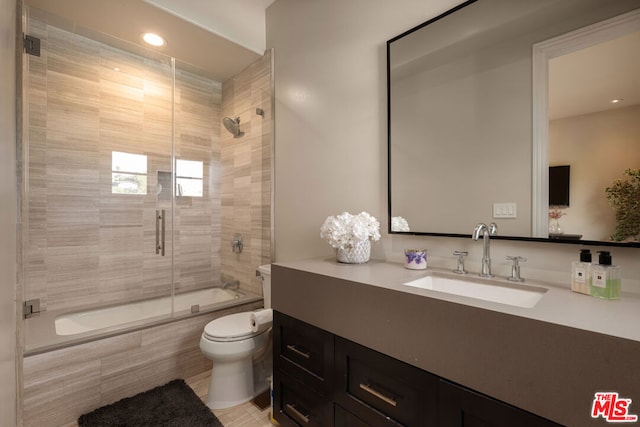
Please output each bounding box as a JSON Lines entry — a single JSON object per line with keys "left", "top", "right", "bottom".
{"left": 605, "top": 168, "right": 640, "bottom": 241}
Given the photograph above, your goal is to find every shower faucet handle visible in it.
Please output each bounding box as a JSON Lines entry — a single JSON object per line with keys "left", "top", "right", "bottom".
{"left": 231, "top": 233, "right": 243, "bottom": 253}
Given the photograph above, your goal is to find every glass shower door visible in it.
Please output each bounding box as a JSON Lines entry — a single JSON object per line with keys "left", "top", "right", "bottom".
{"left": 171, "top": 62, "right": 223, "bottom": 311}
{"left": 22, "top": 7, "right": 176, "bottom": 348}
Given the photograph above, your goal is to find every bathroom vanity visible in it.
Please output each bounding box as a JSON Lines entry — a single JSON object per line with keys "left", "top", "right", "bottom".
{"left": 274, "top": 311, "right": 562, "bottom": 427}
{"left": 271, "top": 259, "right": 640, "bottom": 426}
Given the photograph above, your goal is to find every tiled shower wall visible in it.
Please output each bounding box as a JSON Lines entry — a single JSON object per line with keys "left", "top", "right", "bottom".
{"left": 221, "top": 51, "right": 273, "bottom": 297}
{"left": 23, "top": 16, "right": 230, "bottom": 312}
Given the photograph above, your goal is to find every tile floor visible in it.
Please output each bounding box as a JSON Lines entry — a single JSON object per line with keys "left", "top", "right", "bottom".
{"left": 60, "top": 370, "right": 274, "bottom": 427}
{"left": 187, "top": 371, "right": 274, "bottom": 427}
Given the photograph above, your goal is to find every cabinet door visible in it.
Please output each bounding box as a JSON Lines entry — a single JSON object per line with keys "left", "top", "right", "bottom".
{"left": 438, "top": 380, "right": 563, "bottom": 427}
{"left": 274, "top": 311, "right": 334, "bottom": 396}
{"left": 274, "top": 370, "right": 333, "bottom": 427}
{"left": 335, "top": 337, "right": 438, "bottom": 426}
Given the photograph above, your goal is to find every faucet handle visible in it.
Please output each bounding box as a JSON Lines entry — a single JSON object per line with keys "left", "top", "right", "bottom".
{"left": 453, "top": 251, "right": 468, "bottom": 275}
{"left": 506, "top": 256, "right": 527, "bottom": 282}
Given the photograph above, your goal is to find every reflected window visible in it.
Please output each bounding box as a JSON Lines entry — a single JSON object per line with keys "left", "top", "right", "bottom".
{"left": 112, "top": 151, "right": 148, "bottom": 195}
{"left": 176, "top": 159, "right": 203, "bottom": 197}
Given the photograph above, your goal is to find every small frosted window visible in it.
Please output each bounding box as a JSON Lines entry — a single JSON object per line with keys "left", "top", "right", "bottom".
{"left": 176, "top": 159, "right": 203, "bottom": 179}
{"left": 176, "top": 159, "right": 203, "bottom": 197}
{"left": 112, "top": 151, "right": 148, "bottom": 194}
{"left": 112, "top": 151, "right": 147, "bottom": 174}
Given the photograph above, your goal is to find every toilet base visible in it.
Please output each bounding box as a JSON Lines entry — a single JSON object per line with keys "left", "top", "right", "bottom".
{"left": 205, "top": 356, "right": 269, "bottom": 410}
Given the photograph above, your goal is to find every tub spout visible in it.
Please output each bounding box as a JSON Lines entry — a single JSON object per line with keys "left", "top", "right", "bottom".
{"left": 223, "top": 280, "right": 240, "bottom": 290}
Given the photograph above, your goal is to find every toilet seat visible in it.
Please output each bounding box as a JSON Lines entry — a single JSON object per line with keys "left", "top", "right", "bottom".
{"left": 203, "top": 312, "right": 264, "bottom": 342}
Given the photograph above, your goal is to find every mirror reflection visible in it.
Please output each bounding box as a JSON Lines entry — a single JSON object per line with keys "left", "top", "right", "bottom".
{"left": 388, "top": 0, "right": 640, "bottom": 246}
{"left": 546, "top": 30, "right": 640, "bottom": 242}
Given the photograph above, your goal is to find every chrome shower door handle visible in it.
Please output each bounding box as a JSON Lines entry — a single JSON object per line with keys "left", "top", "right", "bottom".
{"left": 155, "top": 209, "right": 166, "bottom": 256}
{"left": 160, "top": 208, "right": 166, "bottom": 256}
{"left": 155, "top": 209, "right": 160, "bottom": 255}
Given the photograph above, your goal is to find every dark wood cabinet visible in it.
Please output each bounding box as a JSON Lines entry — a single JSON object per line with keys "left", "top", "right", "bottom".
{"left": 273, "top": 311, "right": 334, "bottom": 426}
{"left": 335, "top": 336, "right": 438, "bottom": 426}
{"left": 334, "top": 405, "right": 371, "bottom": 427}
{"left": 438, "top": 380, "right": 562, "bottom": 427}
{"left": 273, "top": 310, "right": 334, "bottom": 396}
{"left": 273, "top": 311, "right": 563, "bottom": 427}
{"left": 273, "top": 369, "right": 333, "bottom": 427}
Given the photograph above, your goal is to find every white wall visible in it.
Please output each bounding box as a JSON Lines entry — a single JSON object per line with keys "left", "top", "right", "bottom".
{"left": 0, "top": 0, "right": 17, "bottom": 424}
{"left": 266, "top": 0, "right": 640, "bottom": 294}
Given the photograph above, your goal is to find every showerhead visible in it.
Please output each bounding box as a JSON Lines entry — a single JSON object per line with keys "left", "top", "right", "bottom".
{"left": 223, "top": 117, "right": 243, "bottom": 138}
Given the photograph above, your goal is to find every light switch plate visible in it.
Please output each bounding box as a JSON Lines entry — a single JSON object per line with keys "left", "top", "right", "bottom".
{"left": 493, "top": 202, "right": 517, "bottom": 218}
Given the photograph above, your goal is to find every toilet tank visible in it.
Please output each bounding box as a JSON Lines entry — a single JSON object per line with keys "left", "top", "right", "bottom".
{"left": 257, "top": 264, "right": 271, "bottom": 308}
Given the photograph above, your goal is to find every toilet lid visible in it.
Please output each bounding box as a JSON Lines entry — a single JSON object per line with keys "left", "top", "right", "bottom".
{"left": 204, "top": 312, "right": 257, "bottom": 341}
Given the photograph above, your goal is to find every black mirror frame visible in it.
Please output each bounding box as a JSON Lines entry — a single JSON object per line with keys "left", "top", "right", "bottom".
{"left": 386, "top": 0, "right": 640, "bottom": 249}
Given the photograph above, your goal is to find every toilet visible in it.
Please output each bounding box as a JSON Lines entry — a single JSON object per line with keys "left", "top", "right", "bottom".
{"left": 199, "top": 264, "right": 272, "bottom": 410}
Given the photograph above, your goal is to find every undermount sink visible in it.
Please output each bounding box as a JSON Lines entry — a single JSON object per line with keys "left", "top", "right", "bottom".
{"left": 403, "top": 274, "right": 547, "bottom": 308}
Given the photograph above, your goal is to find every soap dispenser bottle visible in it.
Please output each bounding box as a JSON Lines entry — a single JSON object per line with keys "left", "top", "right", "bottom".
{"left": 589, "top": 251, "right": 621, "bottom": 300}
{"left": 571, "top": 249, "right": 591, "bottom": 295}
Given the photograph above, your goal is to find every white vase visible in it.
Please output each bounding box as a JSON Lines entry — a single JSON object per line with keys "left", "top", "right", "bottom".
{"left": 336, "top": 240, "right": 371, "bottom": 264}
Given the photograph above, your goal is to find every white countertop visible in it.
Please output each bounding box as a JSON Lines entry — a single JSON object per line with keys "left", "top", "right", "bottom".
{"left": 274, "top": 257, "right": 640, "bottom": 343}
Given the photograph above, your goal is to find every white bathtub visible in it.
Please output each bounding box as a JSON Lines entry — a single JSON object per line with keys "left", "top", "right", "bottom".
{"left": 55, "top": 288, "right": 243, "bottom": 336}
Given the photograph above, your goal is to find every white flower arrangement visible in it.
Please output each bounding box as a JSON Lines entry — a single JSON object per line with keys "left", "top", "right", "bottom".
{"left": 320, "top": 211, "right": 381, "bottom": 250}
{"left": 391, "top": 216, "right": 410, "bottom": 232}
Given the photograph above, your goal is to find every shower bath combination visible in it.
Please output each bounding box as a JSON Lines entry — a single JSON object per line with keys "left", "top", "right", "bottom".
{"left": 20, "top": 5, "right": 274, "bottom": 424}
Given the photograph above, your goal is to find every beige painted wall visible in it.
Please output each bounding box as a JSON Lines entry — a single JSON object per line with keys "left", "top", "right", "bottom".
{"left": 549, "top": 105, "right": 640, "bottom": 241}
{"left": 266, "top": 0, "right": 640, "bottom": 295}
{"left": 0, "top": 0, "right": 17, "bottom": 424}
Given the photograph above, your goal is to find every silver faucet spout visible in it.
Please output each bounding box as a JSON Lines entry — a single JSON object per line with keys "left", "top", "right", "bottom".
{"left": 472, "top": 223, "right": 485, "bottom": 240}
{"left": 473, "top": 222, "right": 497, "bottom": 277}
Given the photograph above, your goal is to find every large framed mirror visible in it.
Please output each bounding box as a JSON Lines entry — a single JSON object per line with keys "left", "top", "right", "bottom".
{"left": 388, "top": 0, "right": 640, "bottom": 247}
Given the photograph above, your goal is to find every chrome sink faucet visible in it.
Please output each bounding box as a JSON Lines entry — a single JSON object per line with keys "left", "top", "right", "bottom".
{"left": 472, "top": 222, "right": 497, "bottom": 278}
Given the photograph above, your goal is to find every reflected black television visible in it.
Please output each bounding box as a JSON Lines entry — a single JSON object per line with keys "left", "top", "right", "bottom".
{"left": 549, "top": 165, "right": 570, "bottom": 207}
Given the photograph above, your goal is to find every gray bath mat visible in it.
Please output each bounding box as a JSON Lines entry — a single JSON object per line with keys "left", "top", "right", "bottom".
{"left": 78, "top": 379, "right": 221, "bottom": 427}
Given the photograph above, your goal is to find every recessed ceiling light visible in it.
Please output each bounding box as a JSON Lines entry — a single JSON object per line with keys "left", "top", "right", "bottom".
{"left": 610, "top": 98, "right": 624, "bottom": 104}
{"left": 142, "top": 33, "right": 165, "bottom": 47}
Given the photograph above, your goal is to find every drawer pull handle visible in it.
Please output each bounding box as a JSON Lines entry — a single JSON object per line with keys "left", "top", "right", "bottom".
{"left": 286, "top": 344, "right": 311, "bottom": 359}
{"left": 285, "top": 403, "right": 310, "bottom": 424}
{"left": 359, "top": 383, "right": 398, "bottom": 407}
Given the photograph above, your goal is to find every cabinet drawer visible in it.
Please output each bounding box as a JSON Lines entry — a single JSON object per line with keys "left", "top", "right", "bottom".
{"left": 334, "top": 405, "right": 370, "bottom": 427}
{"left": 335, "top": 337, "right": 438, "bottom": 426}
{"left": 274, "top": 370, "right": 332, "bottom": 427}
{"left": 439, "top": 380, "right": 564, "bottom": 427}
{"left": 274, "top": 311, "right": 334, "bottom": 394}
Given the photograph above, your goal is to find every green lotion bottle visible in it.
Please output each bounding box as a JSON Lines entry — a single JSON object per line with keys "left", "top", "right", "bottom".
{"left": 590, "top": 251, "right": 621, "bottom": 300}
